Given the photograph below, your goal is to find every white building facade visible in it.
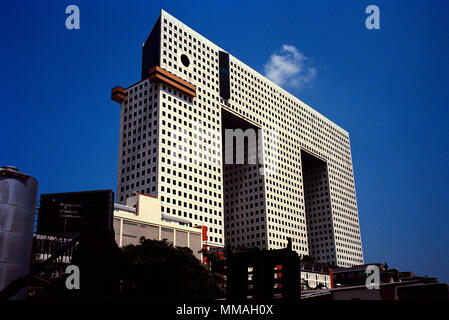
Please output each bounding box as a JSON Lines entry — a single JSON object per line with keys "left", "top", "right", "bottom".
{"left": 112, "top": 9, "right": 363, "bottom": 267}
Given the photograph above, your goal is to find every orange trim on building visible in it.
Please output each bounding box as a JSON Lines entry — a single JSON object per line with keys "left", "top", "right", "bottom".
{"left": 152, "top": 66, "right": 196, "bottom": 91}
{"left": 111, "top": 86, "right": 127, "bottom": 103}
{"left": 148, "top": 66, "right": 196, "bottom": 98}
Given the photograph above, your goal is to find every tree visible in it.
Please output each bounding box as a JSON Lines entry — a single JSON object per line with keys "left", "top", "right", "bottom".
{"left": 200, "top": 248, "right": 225, "bottom": 274}
{"left": 200, "top": 248, "right": 226, "bottom": 292}
{"left": 29, "top": 237, "right": 225, "bottom": 300}
{"left": 120, "top": 237, "right": 223, "bottom": 299}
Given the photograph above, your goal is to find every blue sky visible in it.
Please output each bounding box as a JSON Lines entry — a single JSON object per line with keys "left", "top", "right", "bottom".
{"left": 1, "top": 1, "right": 448, "bottom": 283}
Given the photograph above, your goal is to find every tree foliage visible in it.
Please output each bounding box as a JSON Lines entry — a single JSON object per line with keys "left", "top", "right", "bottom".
{"left": 119, "top": 237, "right": 223, "bottom": 299}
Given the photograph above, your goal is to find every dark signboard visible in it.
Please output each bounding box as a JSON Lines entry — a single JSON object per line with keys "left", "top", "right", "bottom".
{"left": 219, "top": 51, "right": 231, "bottom": 100}
{"left": 37, "top": 190, "right": 114, "bottom": 237}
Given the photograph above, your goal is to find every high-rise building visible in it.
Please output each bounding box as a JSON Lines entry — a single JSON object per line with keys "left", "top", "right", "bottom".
{"left": 112, "top": 9, "right": 363, "bottom": 267}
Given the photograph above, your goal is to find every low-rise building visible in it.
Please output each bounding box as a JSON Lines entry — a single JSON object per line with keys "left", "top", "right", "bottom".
{"left": 226, "top": 240, "right": 301, "bottom": 300}
{"left": 303, "top": 280, "right": 448, "bottom": 300}
{"left": 113, "top": 193, "right": 204, "bottom": 259}
{"left": 300, "top": 261, "right": 332, "bottom": 290}
{"left": 332, "top": 263, "right": 399, "bottom": 287}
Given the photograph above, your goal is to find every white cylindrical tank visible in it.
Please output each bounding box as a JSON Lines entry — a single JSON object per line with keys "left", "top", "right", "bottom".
{"left": 0, "top": 166, "right": 38, "bottom": 299}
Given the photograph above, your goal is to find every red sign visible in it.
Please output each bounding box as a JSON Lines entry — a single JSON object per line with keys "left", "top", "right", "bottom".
{"left": 202, "top": 226, "right": 207, "bottom": 242}
{"left": 329, "top": 269, "right": 334, "bottom": 288}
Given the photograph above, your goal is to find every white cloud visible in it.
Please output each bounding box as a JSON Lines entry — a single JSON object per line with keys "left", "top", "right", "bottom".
{"left": 264, "top": 45, "right": 316, "bottom": 88}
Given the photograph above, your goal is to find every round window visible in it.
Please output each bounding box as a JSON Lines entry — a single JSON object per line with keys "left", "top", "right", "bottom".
{"left": 180, "top": 54, "right": 190, "bottom": 67}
